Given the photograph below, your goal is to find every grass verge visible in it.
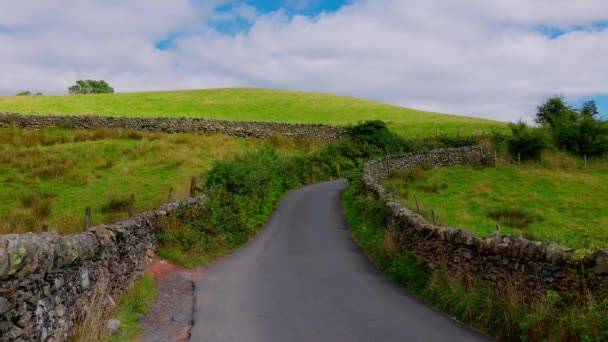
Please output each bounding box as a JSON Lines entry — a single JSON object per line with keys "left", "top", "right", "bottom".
{"left": 344, "top": 176, "right": 608, "bottom": 341}
{"left": 71, "top": 275, "right": 158, "bottom": 342}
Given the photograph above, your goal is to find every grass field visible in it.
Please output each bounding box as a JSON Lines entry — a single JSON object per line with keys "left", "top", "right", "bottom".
{"left": 0, "top": 127, "right": 315, "bottom": 235}
{"left": 384, "top": 165, "right": 608, "bottom": 251}
{"left": 0, "top": 88, "right": 507, "bottom": 137}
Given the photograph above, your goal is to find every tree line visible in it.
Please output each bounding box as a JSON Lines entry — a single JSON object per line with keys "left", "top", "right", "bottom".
{"left": 16, "top": 80, "right": 114, "bottom": 96}
{"left": 494, "top": 96, "right": 608, "bottom": 159}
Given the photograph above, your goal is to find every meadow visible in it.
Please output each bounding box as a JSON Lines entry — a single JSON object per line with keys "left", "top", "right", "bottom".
{"left": 0, "top": 127, "right": 316, "bottom": 235}
{"left": 384, "top": 164, "right": 608, "bottom": 251}
{"left": 0, "top": 88, "right": 507, "bottom": 137}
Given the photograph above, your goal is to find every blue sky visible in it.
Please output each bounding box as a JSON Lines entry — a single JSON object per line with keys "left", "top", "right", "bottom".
{"left": 2, "top": 0, "right": 608, "bottom": 122}
{"left": 157, "top": 1, "right": 350, "bottom": 49}
{"left": 574, "top": 96, "right": 608, "bottom": 119}
{"left": 242, "top": 0, "right": 348, "bottom": 16}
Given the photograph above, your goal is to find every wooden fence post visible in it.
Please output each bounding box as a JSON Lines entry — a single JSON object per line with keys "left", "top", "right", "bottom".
{"left": 129, "top": 193, "right": 135, "bottom": 218}
{"left": 167, "top": 187, "right": 174, "bottom": 202}
{"left": 190, "top": 177, "right": 197, "bottom": 197}
{"left": 414, "top": 194, "right": 421, "bottom": 215}
{"left": 518, "top": 152, "right": 521, "bottom": 168}
{"left": 432, "top": 209, "right": 438, "bottom": 226}
{"left": 84, "top": 207, "right": 91, "bottom": 231}
{"left": 584, "top": 154, "right": 587, "bottom": 168}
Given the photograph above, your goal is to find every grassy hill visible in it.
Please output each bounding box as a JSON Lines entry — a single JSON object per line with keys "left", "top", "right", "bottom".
{"left": 0, "top": 88, "right": 507, "bottom": 137}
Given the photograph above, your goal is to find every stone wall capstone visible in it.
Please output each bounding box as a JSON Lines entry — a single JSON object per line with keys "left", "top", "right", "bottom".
{"left": 362, "top": 146, "right": 608, "bottom": 302}
{"left": 0, "top": 113, "right": 345, "bottom": 142}
{"left": 0, "top": 197, "right": 204, "bottom": 341}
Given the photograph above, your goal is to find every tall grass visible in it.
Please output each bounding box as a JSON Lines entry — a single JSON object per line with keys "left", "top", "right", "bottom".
{"left": 0, "top": 127, "right": 319, "bottom": 235}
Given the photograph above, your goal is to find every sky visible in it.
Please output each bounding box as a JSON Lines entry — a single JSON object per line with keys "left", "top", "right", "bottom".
{"left": 0, "top": 0, "right": 607, "bottom": 122}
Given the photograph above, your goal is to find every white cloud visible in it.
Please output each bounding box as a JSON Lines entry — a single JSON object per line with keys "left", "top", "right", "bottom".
{"left": 0, "top": 0, "right": 607, "bottom": 121}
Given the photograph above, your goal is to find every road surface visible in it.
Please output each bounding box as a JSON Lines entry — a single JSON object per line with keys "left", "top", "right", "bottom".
{"left": 190, "top": 180, "right": 489, "bottom": 342}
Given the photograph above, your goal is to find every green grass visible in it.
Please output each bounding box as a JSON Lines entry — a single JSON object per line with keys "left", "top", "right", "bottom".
{"left": 0, "top": 127, "right": 316, "bottom": 235}
{"left": 0, "top": 88, "right": 507, "bottom": 137}
{"left": 384, "top": 165, "right": 608, "bottom": 250}
{"left": 109, "top": 274, "right": 159, "bottom": 342}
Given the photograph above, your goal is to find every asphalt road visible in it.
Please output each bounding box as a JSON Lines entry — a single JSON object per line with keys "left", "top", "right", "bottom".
{"left": 190, "top": 180, "right": 489, "bottom": 342}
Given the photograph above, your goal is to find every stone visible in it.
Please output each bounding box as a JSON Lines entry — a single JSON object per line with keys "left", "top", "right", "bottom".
{"left": 594, "top": 256, "right": 608, "bottom": 275}
{"left": 0, "top": 297, "right": 10, "bottom": 315}
{"left": 106, "top": 319, "right": 122, "bottom": 334}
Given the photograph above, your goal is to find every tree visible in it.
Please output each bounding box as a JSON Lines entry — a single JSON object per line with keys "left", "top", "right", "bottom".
{"left": 532, "top": 96, "right": 607, "bottom": 155}
{"left": 16, "top": 91, "right": 43, "bottom": 96}
{"left": 68, "top": 80, "right": 114, "bottom": 94}
{"left": 507, "top": 121, "right": 551, "bottom": 159}
{"left": 580, "top": 100, "right": 599, "bottom": 118}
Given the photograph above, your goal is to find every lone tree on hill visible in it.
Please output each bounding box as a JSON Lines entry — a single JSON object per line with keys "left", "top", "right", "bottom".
{"left": 68, "top": 80, "right": 114, "bottom": 94}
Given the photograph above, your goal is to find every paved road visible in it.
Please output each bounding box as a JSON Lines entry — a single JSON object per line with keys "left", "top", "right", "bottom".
{"left": 190, "top": 180, "right": 489, "bottom": 342}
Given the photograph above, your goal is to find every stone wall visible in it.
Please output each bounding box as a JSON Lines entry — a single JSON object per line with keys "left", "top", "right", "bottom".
{"left": 0, "top": 113, "right": 345, "bottom": 142}
{"left": 0, "top": 197, "right": 204, "bottom": 341}
{"left": 362, "top": 146, "right": 608, "bottom": 302}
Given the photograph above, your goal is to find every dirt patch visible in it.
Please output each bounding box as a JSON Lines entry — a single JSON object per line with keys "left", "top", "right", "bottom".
{"left": 140, "top": 258, "right": 202, "bottom": 342}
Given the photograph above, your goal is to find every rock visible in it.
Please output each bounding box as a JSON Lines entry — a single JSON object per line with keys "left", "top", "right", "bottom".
{"left": 106, "top": 319, "right": 122, "bottom": 334}
{"left": 594, "top": 256, "right": 608, "bottom": 275}
{"left": 0, "top": 297, "right": 10, "bottom": 315}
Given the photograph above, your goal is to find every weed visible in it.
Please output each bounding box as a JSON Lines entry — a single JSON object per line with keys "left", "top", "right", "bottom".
{"left": 100, "top": 196, "right": 131, "bottom": 214}
{"left": 487, "top": 208, "right": 541, "bottom": 229}
{"left": 417, "top": 182, "right": 449, "bottom": 193}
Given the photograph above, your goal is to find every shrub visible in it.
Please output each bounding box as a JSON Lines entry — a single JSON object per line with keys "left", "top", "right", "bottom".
{"left": 507, "top": 121, "right": 551, "bottom": 160}
{"left": 487, "top": 208, "right": 541, "bottom": 229}
{"left": 100, "top": 196, "right": 131, "bottom": 214}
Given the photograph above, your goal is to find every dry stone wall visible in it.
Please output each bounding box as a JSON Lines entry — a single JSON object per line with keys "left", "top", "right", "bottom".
{"left": 362, "top": 146, "right": 608, "bottom": 302}
{"left": 0, "top": 197, "right": 204, "bottom": 341}
{"left": 0, "top": 113, "right": 345, "bottom": 142}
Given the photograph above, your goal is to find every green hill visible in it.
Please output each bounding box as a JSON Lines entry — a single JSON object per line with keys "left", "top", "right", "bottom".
{"left": 0, "top": 88, "right": 507, "bottom": 137}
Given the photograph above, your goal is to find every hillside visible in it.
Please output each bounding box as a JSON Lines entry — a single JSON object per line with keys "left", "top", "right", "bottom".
{"left": 0, "top": 88, "right": 507, "bottom": 137}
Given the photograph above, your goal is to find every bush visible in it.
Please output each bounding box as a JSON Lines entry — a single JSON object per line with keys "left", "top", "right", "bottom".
{"left": 69, "top": 80, "right": 114, "bottom": 94}
{"left": 346, "top": 120, "right": 410, "bottom": 157}
{"left": 507, "top": 121, "right": 551, "bottom": 160}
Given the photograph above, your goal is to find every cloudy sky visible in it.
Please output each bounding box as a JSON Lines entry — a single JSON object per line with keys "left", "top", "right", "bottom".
{"left": 0, "top": 0, "right": 607, "bottom": 121}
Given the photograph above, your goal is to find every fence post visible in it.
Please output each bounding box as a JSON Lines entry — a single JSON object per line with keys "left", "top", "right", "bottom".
{"left": 129, "top": 193, "right": 135, "bottom": 218}
{"left": 432, "top": 209, "right": 438, "bottom": 226}
{"left": 414, "top": 194, "right": 421, "bottom": 215}
{"left": 84, "top": 207, "right": 91, "bottom": 231}
{"left": 496, "top": 223, "right": 501, "bottom": 232}
{"left": 385, "top": 154, "right": 390, "bottom": 178}
{"left": 190, "top": 177, "right": 197, "bottom": 197}
{"left": 584, "top": 154, "right": 587, "bottom": 168}
{"left": 518, "top": 152, "right": 521, "bottom": 168}
{"left": 167, "top": 187, "right": 174, "bottom": 202}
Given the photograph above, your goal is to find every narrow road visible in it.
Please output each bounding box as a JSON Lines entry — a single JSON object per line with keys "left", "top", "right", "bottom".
{"left": 190, "top": 180, "right": 489, "bottom": 342}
